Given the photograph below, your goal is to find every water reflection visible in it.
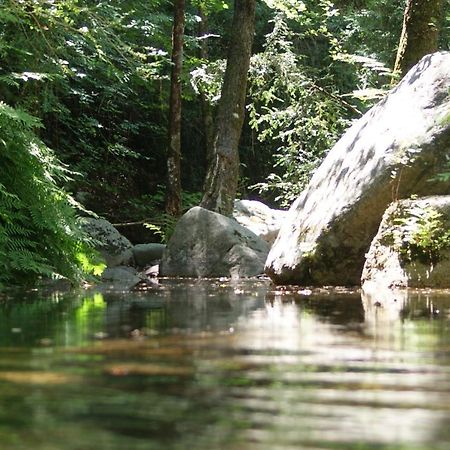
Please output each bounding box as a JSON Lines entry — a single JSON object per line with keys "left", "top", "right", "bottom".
{"left": 0, "top": 281, "right": 448, "bottom": 449}
{"left": 233, "top": 289, "right": 450, "bottom": 449}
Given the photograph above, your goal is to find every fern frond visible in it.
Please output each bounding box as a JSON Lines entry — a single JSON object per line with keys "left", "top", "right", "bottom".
{"left": 0, "top": 102, "right": 99, "bottom": 286}
{"left": 0, "top": 101, "right": 42, "bottom": 128}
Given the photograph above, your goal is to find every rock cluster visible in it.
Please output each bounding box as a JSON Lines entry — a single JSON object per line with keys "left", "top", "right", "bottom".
{"left": 83, "top": 200, "right": 284, "bottom": 289}
{"left": 84, "top": 52, "right": 450, "bottom": 291}
{"left": 82, "top": 218, "right": 165, "bottom": 291}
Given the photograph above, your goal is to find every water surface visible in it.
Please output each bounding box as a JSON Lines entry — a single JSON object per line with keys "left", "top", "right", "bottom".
{"left": 0, "top": 279, "right": 449, "bottom": 449}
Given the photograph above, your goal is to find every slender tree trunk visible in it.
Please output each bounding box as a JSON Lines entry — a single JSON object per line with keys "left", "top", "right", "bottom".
{"left": 165, "top": 0, "right": 185, "bottom": 216}
{"left": 393, "top": 0, "right": 443, "bottom": 77}
{"left": 198, "top": 7, "right": 215, "bottom": 168}
{"left": 200, "top": 0, "right": 256, "bottom": 216}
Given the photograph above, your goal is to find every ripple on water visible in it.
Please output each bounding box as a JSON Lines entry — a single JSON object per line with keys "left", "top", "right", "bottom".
{"left": 0, "top": 281, "right": 448, "bottom": 449}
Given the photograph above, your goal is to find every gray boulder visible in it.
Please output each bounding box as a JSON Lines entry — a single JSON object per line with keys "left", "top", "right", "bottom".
{"left": 160, "top": 206, "right": 270, "bottom": 278}
{"left": 99, "top": 266, "right": 142, "bottom": 291}
{"left": 132, "top": 243, "right": 166, "bottom": 267}
{"left": 82, "top": 218, "right": 133, "bottom": 267}
{"left": 362, "top": 196, "right": 450, "bottom": 289}
{"left": 233, "top": 199, "right": 288, "bottom": 245}
{"left": 266, "top": 51, "right": 450, "bottom": 286}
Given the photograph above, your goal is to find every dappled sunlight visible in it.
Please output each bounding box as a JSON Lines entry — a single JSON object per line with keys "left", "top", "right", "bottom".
{"left": 0, "top": 370, "right": 81, "bottom": 385}
{"left": 1, "top": 0, "right": 448, "bottom": 448}
{"left": 104, "top": 362, "right": 193, "bottom": 377}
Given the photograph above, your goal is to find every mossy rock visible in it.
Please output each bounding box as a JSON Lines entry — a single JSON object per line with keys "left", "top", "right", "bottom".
{"left": 362, "top": 196, "right": 450, "bottom": 289}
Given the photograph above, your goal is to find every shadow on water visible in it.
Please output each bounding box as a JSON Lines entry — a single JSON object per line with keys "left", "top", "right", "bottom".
{"left": 0, "top": 279, "right": 449, "bottom": 449}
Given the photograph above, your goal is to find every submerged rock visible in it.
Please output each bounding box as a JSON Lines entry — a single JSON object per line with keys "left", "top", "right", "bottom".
{"left": 233, "top": 199, "right": 287, "bottom": 245}
{"left": 362, "top": 196, "right": 450, "bottom": 289}
{"left": 99, "top": 266, "right": 142, "bottom": 291}
{"left": 265, "top": 51, "right": 450, "bottom": 286}
{"left": 160, "top": 206, "right": 270, "bottom": 278}
{"left": 82, "top": 218, "right": 133, "bottom": 267}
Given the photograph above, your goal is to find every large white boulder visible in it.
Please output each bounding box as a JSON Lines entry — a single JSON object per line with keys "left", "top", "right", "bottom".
{"left": 233, "top": 199, "right": 287, "bottom": 245}
{"left": 265, "top": 52, "right": 450, "bottom": 286}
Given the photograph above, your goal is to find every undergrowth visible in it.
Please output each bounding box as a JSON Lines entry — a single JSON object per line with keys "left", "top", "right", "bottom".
{"left": 0, "top": 102, "right": 102, "bottom": 287}
{"left": 385, "top": 202, "right": 450, "bottom": 265}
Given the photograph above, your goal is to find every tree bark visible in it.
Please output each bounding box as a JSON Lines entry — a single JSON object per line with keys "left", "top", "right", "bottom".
{"left": 393, "top": 0, "right": 443, "bottom": 77}
{"left": 200, "top": 0, "right": 256, "bottom": 216}
{"left": 165, "top": 0, "right": 185, "bottom": 217}
{"left": 197, "top": 7, "right": 215, "bottom": 168}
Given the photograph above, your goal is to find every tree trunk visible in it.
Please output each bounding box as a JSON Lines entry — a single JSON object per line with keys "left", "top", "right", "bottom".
{"left": 200, "top": 0, "right": 256, "bottom": 216}
{"left": 165, "top": 0, "right": 185, "bottom": 217}
{"left": 197, "top": 7, "right": 215, "bottom": 168}
{"left": 393, "top": 0, "right": 443, "bottom": 77}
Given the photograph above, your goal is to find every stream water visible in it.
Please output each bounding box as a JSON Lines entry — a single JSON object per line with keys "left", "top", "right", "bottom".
{"left": 0, "top": 279, "right": 449, "bottom": 450}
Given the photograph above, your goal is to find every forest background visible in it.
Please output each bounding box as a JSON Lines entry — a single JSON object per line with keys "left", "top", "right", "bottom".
{"left": 0, "top": 0, "right": 449, "bottom": 285}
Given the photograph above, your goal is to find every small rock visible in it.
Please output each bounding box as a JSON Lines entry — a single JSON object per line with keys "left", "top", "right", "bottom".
{"left": 99, "top": 266, "right": 142, "bottom": 291}
{"left": 145, "top": 265, "right": 159, "bottom": 277}
{"left": 82, "top": 217, "right": 133, "bottom": 267}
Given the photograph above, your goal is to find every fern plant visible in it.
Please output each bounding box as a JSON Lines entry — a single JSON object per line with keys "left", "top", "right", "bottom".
{"left": 384, "top": 202, "right": 450, "bottom": 265}
{"left": 0, "top": 102, "right": 100, "bottom": 287}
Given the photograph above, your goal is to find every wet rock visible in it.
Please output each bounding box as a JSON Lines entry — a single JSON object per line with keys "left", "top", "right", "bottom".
{"left": 82, "top": 218, "right": 133, "bottom": 267}
{"left": 233, "top": 199, "right": 287, "bottom": 245}
{"left": 99, "top": 266, "right": 142, "bottom": 291}
{"left": 132, "top": 243, "right": 166, "bottom": 267}
{"left": 362, "top": 196, "right": 450, "bottom": 289}
{"left": 266, "top": 51, "right": 450, "bottom": 286}
{"left": 160, "top": 206, "right": 270, "bottom": 278}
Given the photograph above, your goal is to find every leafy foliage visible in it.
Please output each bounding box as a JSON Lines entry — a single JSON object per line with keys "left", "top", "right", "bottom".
{"left": 334, "top": 0, "right": 405, "bottom": 67}
{"left": 0, "top": 102, "right": 99, "bottom": 286}
{"left": 246, "top": 3, "right": 356, "bottom": 206}
{"left": 144, "top": 188, "right": 203, "bottom": 243}
{"left": 385, "top": 202, "right": 450, "bottom": 265}
{"left": 242, "top": 0, "right": 447, "bottom": 206}
{"left": 0, "top": 0, "right": 174, "bottom": 218}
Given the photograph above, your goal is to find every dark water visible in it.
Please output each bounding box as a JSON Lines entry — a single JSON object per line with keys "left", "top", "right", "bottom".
{"left": 0, "top": 279, "right": 449, "bottom": 450}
